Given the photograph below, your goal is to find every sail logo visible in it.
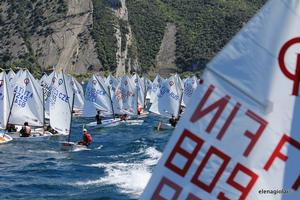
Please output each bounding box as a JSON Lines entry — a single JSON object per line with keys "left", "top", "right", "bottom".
{"left": 52, "top": 77, "right": 56, "bottom": 84}
{"left": 169, "top": 81, "right": 174, "bottom": 87}
{"left": 24, "top": 78, "right": 30, "bottom": 86}
{"left": 278, "top": 37, "right": 300, "bottom": 96}
{"left": 92, "top": 80, "right": 97, "bottom": 85}
{"left": 0, "top": 80, "right": 3, "bottom": 87}
{"left": 58, "top": 79, "right": 63, "bottom": 86}
{"left": 109, "top": 80, "right": 113, "bottom": 85}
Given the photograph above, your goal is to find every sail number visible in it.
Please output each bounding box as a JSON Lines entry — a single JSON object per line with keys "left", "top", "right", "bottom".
{"left": 14, "top": 86, "right": 33, "bottom": 107}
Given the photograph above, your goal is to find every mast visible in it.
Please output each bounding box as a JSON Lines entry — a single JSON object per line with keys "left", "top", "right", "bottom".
{"left": 177, "top": 89, "right": 184, "bottom": 119}
{"left": 42, "top": 86, "right": 45, "bottom": 134}
{"left": 107, "top": 86, "right": 115, "bottom": 119}
{"left": 67, "top": 92, "right": 75, "bottom": 143}
{"left": 6, "top": 91, "right": 16, "bottom": 130}
{"left": 143, "top": 77, "right": 147, "bottom": 109}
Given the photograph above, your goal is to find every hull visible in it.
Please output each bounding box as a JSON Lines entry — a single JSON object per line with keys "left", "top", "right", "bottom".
{"left": 122, "top": 119, "right": 144, "bottom": 126}
{"left": 156, "top": 122, "right": 174, "bottom": 131}
{"left": 0, "top": 134, "right": 13, "bottom": 144}
{"left": 60, "top": 141, "right": 87, "bottom": 151}
{"left": 86, "top": 118, "right": 121, "bottom": 128}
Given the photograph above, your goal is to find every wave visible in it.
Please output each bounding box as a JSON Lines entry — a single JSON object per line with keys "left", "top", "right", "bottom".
{"left": 77, "top": 146, "right": 162, "bottom": 198}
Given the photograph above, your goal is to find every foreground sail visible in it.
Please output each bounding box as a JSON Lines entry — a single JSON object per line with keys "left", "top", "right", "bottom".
{"left": 142, "top": 1, "right": 299, "bottom": 199}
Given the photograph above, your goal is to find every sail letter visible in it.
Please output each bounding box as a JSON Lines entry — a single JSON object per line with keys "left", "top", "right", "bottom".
{"left": 190, "top": 85, "right": 230, "bottom": 133}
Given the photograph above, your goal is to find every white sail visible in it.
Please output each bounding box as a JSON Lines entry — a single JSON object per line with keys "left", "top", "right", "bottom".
{"left": 9, "top": 70, "right": 43, "bottom": 126}
{"left": 42, "top": 71, "right": 56, "bottom": 119}
{"left": 150, "top": 74, "right": 163, "bottom": 103}
{"left": 105, "top": 74, "right": 119, "bottom": 93}
{"left": 144, "top": 78, "right": 152, "bottom": 100}
{"left": 149, "top": 74, "right": 183, "bottom": 118}
{"left": 0, "top": 72, "right": 12, "bottom": 129}
{"left": 113, "top": 76, "right": 137, "bottom": 115}
{"left": 182, "top": 75, "right": 198, "bottom": 106}
{"left": 7, "top": 69, "right": 15, "bottom": 83}
{"left": 49, "top": 72, "right": 73, "bottom": 135}
{"left": 83, "top": 75, "right": 113, "bottom": 117}
{"left": 68, "top": 75, "right": 84, "bottom": 110}
{"left": 143, "top": 1, "right": 300, "bottom": 199}
{"left": 131, "top": 74, "right": 145, "bottom": 108}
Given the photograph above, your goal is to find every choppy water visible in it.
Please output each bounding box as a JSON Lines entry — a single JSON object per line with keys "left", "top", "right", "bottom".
{"left": 0, "top": 114, "right": 172, "bottom": 199}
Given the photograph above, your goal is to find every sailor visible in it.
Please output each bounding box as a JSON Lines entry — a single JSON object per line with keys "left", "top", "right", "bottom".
{"left": 137, "top": 104, "right": 143, "bottom": 115}
{"left": 169, "top": 115, "right": 177, "bottom": 127}
{"left": 95, "top": 110, "right": 102, "bottom": 124}
{"left": 78, "top": 129, "right": 92, "bottom": 146}
{"left": 20, "top": 122, "right": 31, "bottom": 137}
{"left": 46, "top": 125, "right": 58, "bottom": 134}
{"left": 120, "top": 114, "right": 128, "bottom": 121}
{"left": 7, "top": 123, "right": 17, "bottom": 132}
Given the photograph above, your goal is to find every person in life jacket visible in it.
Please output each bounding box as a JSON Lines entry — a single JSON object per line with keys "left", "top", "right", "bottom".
{"left": 78, "top": 129, "right": 92, "bottom": 146}
{"left": 169, "top": 114, "right": 177, "bottom": 127}
{"left": 95, "top": 110, "right": 102, "bottom": 124}
{"left": 137, "top": 104, "right": 143, "bottom": 115}
{"left": 120, "top": 114, "right": 128, "bottom": 121}
{"left": 20, "top": 122, "right": 31, "bottom": 137}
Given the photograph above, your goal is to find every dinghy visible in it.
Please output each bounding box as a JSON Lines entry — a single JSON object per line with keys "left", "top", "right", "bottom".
{"left": 149, "top": 74, "right": 184, "bottom": 130}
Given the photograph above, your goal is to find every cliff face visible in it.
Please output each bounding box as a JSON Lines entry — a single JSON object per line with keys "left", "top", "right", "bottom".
{"left": 0, "top": 0, "right": 266, "bottom": 76}
{"left": 0, "top": 0, "right": 101, "bottom": 74}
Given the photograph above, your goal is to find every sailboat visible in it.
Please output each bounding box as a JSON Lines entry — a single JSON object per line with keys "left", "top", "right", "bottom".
{"left": 0, "top": 70, "right": 13, "bottom": 144}
{"left": 84, "top": 75, "right": 121, "bottom": 128}
{"left": 131, "top": 74, "right": 150, "bottom": 118}
{"left": 149, "top": 74, "right": 183, "bottom": 130}
{"left": 7, "top": 69, "right": 52, "bottom": 139}
{"left": 113, "top": 75, "right": 144, "bottom": 125}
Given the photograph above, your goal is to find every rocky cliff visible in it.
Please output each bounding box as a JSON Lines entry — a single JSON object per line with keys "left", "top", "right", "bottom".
{"left": 0, "top": 0, "right": 266, "bottom": 77}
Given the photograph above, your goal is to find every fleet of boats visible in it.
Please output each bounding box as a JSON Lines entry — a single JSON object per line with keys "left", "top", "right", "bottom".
{"left": 0, "top": 68, "right": 199, "bottom": 145}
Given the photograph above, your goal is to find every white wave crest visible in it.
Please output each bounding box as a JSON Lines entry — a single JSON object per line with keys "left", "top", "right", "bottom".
{"left": 78, "top": 147, "right": 162, "bottom": 198}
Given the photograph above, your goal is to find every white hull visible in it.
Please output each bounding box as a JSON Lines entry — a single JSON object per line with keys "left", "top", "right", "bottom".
{"left": 156, "top": 122, "right": 174, "bottom": 131}
{"left": 86, "top": 118, "right": 121, "bottom": 128}
{"left": 137, "top": 111, "right": 149, "bottom": 119}
{"left": 8, "top": 129, "right": 53, "bottom": 140}
{"left": 122, "top": 119, "right": 144, "bottom": 126}
{"left": 60, "top": 141, "right": 87, "bottom": 151}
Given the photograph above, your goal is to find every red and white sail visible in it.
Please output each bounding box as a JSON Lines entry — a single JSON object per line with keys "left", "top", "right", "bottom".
{"left": 143, "top": 1, "right": 300, "bottom": 199}
{"left": 113, "top": 76, "right": 137, "bottom": 115}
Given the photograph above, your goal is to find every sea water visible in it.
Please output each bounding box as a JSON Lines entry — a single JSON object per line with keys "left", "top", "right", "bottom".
{"left": 0, "top": 114, "right": 172, "bottom": 199}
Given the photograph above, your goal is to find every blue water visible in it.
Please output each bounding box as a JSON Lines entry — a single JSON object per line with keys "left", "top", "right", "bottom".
{"left": 0, "top": 114, "right": 172, "bottom": 199}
